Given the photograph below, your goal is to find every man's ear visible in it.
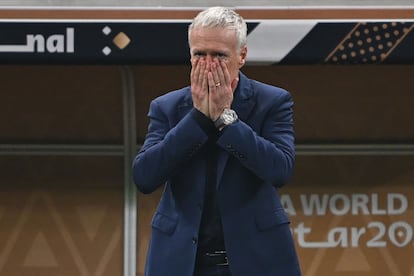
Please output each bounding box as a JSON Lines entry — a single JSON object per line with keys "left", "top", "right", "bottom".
{"left": 239, "top": 46, "right": 247, "bottom": 68}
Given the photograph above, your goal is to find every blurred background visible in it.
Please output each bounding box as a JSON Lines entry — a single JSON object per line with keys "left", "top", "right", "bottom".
{"left": 1, "top": 1, "right": 414, "bottom": 276}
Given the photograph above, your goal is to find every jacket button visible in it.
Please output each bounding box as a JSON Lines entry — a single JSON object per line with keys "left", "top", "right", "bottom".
{"left": 192, "top": 237, "right": 198, "bottom": 244}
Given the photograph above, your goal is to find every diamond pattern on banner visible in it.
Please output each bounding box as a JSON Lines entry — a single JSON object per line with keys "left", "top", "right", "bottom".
{"left": 325, "top": 22, "right": 414, "bottom": 64}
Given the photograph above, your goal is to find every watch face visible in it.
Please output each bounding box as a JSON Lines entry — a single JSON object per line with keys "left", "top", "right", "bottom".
{"left": 214, "top": 109, "right": 237, "bottom": 129}
{"left": 222, "top": 109, "right": 236, "bottom": 124}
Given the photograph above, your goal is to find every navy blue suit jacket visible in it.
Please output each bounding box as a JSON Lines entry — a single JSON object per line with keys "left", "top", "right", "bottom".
{"left": 133, "top": 72, "right": 301, "bottom": 276}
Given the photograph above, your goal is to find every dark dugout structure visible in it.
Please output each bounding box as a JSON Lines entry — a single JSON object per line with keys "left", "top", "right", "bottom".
{"left": 0, "top": 7, "right": 414, "bottom": 276}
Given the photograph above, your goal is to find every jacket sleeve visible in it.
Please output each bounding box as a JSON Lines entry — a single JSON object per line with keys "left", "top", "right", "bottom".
{"left": 132, "top": 100, "right": 215, "bottom": 194}
{"left": 217, "top": 90, "right": 295, "bottom": 188}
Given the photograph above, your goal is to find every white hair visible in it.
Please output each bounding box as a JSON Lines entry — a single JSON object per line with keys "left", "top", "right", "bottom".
{"left": 188, "top": 6, "right": 247, "bottom": 51}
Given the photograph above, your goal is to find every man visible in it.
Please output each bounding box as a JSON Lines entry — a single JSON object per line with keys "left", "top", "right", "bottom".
{"left": 133, "top": 6, "right": 301, "bottom": 276}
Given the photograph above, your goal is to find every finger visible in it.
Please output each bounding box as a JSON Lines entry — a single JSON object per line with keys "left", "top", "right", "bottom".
{"left": 208, "top": 71, "right": 218, "bottom": 93}
{"left": 207, "top": 71, "right": 216, "bottom": 91}
{"left": 202, "top": 67, "right": 209, "bottom": 91}
{"left": 220, "top": 61, "right": 231, "bottom": 86}
{"left": 199, "top": 60, "right": 206, "bottom": 83}
{"left": 190, "top": 58, "right": 199, "bottom": 83}
{"left": 231, "top": 77, "right": 239, "bottom": 92}
{"left": 211, "top": 62, "right": 221, "bottom": 87}
{"left": 216, "top": 60, "right": 225, "bottom": 86}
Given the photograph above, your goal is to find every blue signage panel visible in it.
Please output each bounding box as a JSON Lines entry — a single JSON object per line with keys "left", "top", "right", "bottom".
{"left": 0, "top": 22, "right": 191, "bottom": 64}
{"left": 0, "top": 21, "right": 413, "bottom": 65}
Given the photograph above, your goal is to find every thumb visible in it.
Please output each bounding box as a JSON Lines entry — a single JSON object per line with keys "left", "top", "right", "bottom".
{"left": 231, "top": 77, "right": 239, "bottom": 92}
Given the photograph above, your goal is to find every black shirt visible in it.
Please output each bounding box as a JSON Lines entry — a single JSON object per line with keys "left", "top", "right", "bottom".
{"left": 190, "top": 109, "right": 225, "bottom": 253}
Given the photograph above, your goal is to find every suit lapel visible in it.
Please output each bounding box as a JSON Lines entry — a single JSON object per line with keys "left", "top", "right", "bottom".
{"left": 231, "top": 74, "right": 255, "bottom": 122}
{"left": 177, "top": 87, "right": 193, "bottom": 119}
{"left": 216, "top": 72, "right": 255, "bottom": 188}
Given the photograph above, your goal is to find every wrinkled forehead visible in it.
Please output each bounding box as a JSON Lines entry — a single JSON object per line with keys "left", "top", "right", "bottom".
{"left": 189, "top": 26, "right": 238, "bottom": 46}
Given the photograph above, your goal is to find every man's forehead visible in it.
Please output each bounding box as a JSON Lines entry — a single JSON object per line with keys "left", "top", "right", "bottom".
{"left": 190, "top": 28, "right": 237, "bottom": 45}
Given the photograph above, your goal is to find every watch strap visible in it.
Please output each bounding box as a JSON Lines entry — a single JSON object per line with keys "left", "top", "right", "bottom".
{"left": 214, "top": 108, "right": 237, "bottom": 130}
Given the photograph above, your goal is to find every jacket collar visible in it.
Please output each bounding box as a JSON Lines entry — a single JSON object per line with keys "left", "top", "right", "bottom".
{"left": 231, "top": 72, "right": 255, "bottom": 122}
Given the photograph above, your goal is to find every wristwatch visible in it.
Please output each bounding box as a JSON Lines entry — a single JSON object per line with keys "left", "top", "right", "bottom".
{"left": 214, "top": 108, "right": 238, "bottom": 130}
